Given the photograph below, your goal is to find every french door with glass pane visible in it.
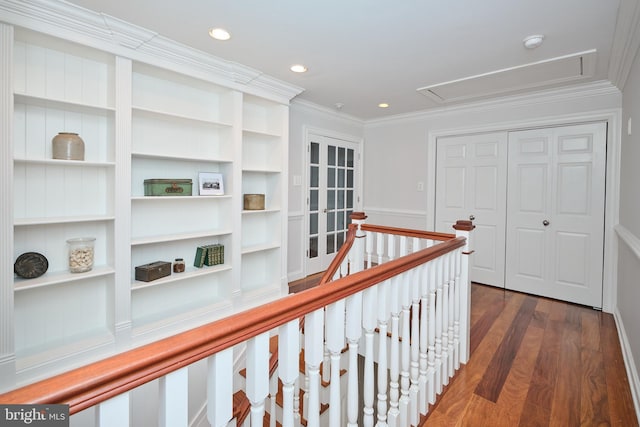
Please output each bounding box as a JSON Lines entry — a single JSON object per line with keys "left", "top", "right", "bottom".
{"left": 307, "top": 134, "right": 360, "bottom": 275}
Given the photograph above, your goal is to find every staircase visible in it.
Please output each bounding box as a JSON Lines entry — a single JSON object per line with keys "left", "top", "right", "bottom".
{"left": 0, "top": 213, "right": 474, "bottom": 427}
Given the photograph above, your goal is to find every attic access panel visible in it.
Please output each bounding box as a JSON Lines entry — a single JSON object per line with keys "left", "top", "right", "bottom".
{"left": 417, "top": 50, "right": 597, "bottom": 103}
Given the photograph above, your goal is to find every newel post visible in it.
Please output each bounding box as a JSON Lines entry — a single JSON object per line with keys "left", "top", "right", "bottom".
{"left": 452, "top": 220, "right": 474, "bottom": 364}
{"left": 350, "top": 212, "right": 367, "bottom": 274}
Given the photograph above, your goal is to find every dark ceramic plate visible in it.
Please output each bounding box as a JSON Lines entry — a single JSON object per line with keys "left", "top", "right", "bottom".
{"left": 14, "top": 252, "right": 49, "bottom": 279}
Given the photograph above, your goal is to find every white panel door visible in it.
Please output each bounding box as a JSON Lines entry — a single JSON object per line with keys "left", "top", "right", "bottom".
{"left": 435, "top": 132, "right": 507, "bottom": 287}
{"left": 505, "top": 123, "right": 606, "bottom": 307}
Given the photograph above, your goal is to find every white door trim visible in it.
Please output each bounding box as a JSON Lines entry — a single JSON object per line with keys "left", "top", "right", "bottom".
{"left": 426, "top": 108, "right": 622, "bottom": 313}
{"left": 302, "top": 126, "right": 363, "bottom": 278}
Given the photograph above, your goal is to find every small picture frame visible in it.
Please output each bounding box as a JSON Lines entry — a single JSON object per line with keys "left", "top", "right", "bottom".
{"left": 199, "top": 172, "right": 224, "bottom": 196}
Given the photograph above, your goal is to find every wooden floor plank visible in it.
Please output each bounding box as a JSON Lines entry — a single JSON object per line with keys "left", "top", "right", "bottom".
{"left": 495, "top": 321, "right": 546, "bottom": 425}
{"left": 423, "top": 291, "right": 526, "bottom": 424}
{"left": 469, "top": 291, "right": 508, "bottom": 355}
{"left": 549, "top": 304, "right": 583, "bottom": 427}
{"left": 601, "top": 313, "right": 639, "bottom": 426}
{"left": 581, "top": 308, "right": 601, "bottom": 352}
{"left": 420, "top": 285, "right": 637, "bottom": 427}
{"left": 474, "top": 296, "right": 538, "bottom": 402}
{"left": 581, "top": 347, "right": 610, "bottom": 426}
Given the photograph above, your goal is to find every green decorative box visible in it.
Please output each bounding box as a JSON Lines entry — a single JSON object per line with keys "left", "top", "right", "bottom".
{"left": 144, "top": 179, "right": 192, "bottom": 196}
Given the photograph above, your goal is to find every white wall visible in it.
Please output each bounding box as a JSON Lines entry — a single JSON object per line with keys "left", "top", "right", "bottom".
{"left": 617, "top": 44, "right": 640, "bottom": 412}
{"left": 363, "top": 83, "right": 623, "bottom": 314}
{"left": 363, "top": 82, "right": 622, "bottom": 229}
{"left": 287, "top": 100, "right": 363, "bottom": 281}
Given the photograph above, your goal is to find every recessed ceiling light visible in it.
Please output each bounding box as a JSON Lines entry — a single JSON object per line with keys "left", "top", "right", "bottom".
{"left": 523, "top": 34, "right": 544, "bottom": 49}
{"left": 378, "top": 103, "right": 389, "bottom": 108}
{"left": 290, "top": 64, "right": 308, "bottom": 73}
{"left": 209, "top": 28, "right": 231, "bottom": 41}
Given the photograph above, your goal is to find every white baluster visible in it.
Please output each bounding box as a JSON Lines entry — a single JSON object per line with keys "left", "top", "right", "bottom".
{"left": 160, "top": 367, "right": 188, "bottom": 427}
{"left": 96, "top": 393, "right": 129, "bottom": 427}
{"left": 447, "top": 252, "right": 456, "bottom": 381}
{"left": 441, "top": 253, "right": 450, "bottom": 386}
{"left": 387, "top": 235, "right": 400, "bottom": 427}
{"left": 399, "top": 237, "right": 410, "bottom": 427}
{"left": 407, "top": 240, "right": 420, "bottom": 425}
{"left": 207, "top": 348, "right": 233, "bottom": 427}
{"left": 269, "top": 370, "right": 278, "bottom": 427}
{"left": 322, "top": 345, "right": 331, "bottom": 385}
{"left": 453, "top": 249, "right": 462, "bottom": 370}
{"left": 305, "top": 309, "right": 324, "bottom": 427}
{"left": 427, "top": 254, "right": 437, "bottom": 405}
{"left": 397, "top": 236, "right": 410, "bottom": 427}
{"left": 410, "top": 267, "right": 421, "bottom": 427}
{"left": 454, "top": 221, "right": 473, "bottom": 364}
{"left": 376, "top": 279, "right": 390, "bottom": 427}
{"left": 326, "top": 299, "right": 346, "bottom": 427}
{"left": 247, "top": 332, "right": 270, "bottom": 426}
{"left": 341, "top": 256, "right": 349, "bottom": 278}
{"left": 366, "top": 230, "right": 374, "bottom": 269}
{"left": 434, "top": 255, "right": 444, "bottom": 396}
{"left": 294, "top": 375, "right": 301, "bottom": 426}
{"left": 279, "top": 320, "right": 300, "bottom": 427}
{"left": 362, "top": 284, "right": 377, "bottom": 427}
{"left": 376, "top": 232, "right": 385, "bottom": 266}
{"left": 418, "top": 259, "right": 431, "bottom": 415}
{"left": 346, "top": 291, "right": 363, "bottom": 427}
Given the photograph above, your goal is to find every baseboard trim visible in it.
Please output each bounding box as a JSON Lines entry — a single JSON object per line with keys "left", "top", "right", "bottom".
{"left": 613, "top": 307, "right": 640, "bottom": 420}
{"left": 288, "top": 271, "right": 305, "bottom": 283}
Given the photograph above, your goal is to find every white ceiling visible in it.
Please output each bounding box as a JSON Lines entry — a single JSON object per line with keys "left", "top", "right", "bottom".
{"left": 65, "top": 0, "right": 622, "bottom": 120}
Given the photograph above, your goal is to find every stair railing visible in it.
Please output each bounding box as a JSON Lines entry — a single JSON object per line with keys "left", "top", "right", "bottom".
{"left": 0, "top": 212, "right": 473, "bottom": 427}
{"left": 315, "top": 213, "right": 474, "bottom": 426}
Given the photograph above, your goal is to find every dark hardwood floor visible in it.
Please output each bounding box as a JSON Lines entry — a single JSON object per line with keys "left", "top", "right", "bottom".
{"left": 421, "top": 283, "right": 638, "bottom": 426}
{"left": 288, "top": 276, "right": 638, "bottom": 426}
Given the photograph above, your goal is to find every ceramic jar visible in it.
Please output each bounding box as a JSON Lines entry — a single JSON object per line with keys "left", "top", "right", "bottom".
{"left": 52, "top": 132, "right": 85, "bottom": 160}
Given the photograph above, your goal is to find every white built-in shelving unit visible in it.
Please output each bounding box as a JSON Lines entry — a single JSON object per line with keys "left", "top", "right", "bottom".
{"left": 129, "top": 63, "right": 238, "bottom": 332}
{"left": 0, "top": 0, "right": 301, "bottom": 389}
{"left": 11, "top": 29, "right": 116, "bottom": 372}
{"left": 241, "top": 95, "right": 288, "bottom": 296}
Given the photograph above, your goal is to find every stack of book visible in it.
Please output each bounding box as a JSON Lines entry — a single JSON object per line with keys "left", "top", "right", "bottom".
{"left": 193, "top": 244, "right": 225, "bottom": 268}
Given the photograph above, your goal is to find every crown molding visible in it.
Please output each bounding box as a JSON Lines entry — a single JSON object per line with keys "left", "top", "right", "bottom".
{"left": 291, "top": 99, "right": 365, "bottom": 126}
{"left": 365, "top": 80, "right": 621, "bottom": 127}
{"left": 0, "top": 0, "right": 304, "bottom": 102}
{"left": 608, "top": 0, "right": 640, "bottom": 90}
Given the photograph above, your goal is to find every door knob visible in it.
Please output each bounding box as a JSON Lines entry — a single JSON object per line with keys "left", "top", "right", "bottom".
{"left": 469, "top": 215, "right": 475, "bottom": 221}
{"left": 543, "top": 220, "right": 550, "bottom": 226}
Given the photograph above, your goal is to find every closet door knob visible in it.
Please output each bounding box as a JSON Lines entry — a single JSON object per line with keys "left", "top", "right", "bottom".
{"left": 543, "top": 220, "right": 550, "bottom": 226}
{"left": 469, "top": 215, "right": 475, "bottom": 221}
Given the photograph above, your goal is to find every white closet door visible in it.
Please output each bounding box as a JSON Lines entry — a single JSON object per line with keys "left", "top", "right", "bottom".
{"left": 505, "top": 123, "right": 606, "bottom": 307}
{"left": 435, "top": 132, "right": 507, "bottom": 287}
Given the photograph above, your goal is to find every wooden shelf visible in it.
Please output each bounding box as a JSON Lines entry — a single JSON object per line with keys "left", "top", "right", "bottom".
{"left": 14, "top": 92, "right": 115, "bottom": 113}
{"left": 14, "top": 265, "right": 115, "bottom": 292}
{"left": 14, "top": 215, "right": 115, "bottom": 226}
{"left": 131, "top": 264, "right": 232, "bottom": 291}
{"left": 132, "top": 105, "right": 232, "bottom": 128}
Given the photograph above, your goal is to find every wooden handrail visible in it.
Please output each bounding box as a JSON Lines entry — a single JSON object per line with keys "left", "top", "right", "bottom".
{"left": 0, "top": 236, "right": 466, "bottom": 415}
{"left": 319, "top": 220, "right": 457, "bottom": 286}
{"left": 361, "top": 224, "right": 455, "bottom": 241}
{"left": 319, "top": 222, "right": 358, "bottom": 285}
